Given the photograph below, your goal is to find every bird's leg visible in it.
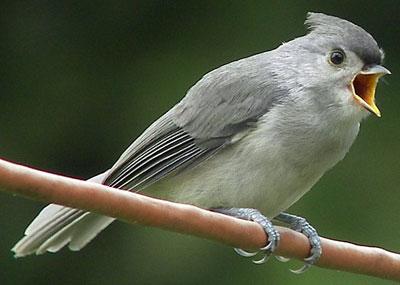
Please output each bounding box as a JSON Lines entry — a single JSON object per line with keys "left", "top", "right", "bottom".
{"left": 274, "top": 212, "right": 322, "bottom": 274}
{"left": 211, "top": 207, "right": 280, "bottom": 264}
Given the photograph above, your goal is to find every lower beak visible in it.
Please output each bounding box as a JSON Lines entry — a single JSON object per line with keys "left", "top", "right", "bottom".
{"left": 349, "top": 65, "right": 391, "bottom": 117}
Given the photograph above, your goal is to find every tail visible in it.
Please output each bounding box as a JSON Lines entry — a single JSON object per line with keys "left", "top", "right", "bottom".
{"left": 12, "top": 172, "right": 115, "bottom": 257}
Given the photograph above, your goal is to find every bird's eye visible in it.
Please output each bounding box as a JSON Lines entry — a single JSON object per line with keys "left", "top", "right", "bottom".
{"left": 329, "top": 50, "right": 345, "bottom": 65}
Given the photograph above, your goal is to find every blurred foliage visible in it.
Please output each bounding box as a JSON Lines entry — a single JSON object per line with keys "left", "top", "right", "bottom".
{"left": 1, "top": 1, "right": 399, "bottom": 284}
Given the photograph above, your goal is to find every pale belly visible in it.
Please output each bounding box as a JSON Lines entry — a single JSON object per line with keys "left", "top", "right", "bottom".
{"left": 148, "top": 155, "right": 325, "bottom": 218}
{"left": 144, "top": 116, "right": 359, "bottom": 218}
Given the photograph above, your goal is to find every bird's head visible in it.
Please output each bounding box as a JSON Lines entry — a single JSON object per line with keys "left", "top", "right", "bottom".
{"left": 277, "top": 12, "right": 390, "bottom": 120}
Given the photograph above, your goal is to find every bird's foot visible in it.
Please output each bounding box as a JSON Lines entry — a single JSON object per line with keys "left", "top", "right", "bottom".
{"left": 274, "top": 212, "right": 322, "bottom": 274}
{"left": 212, "top": 208, "right": 280, "bottom": 264}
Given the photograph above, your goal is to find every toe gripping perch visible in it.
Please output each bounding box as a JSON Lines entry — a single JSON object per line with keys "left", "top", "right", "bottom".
{"left": 212, "top": 208, "right": 322, "bottom": 274}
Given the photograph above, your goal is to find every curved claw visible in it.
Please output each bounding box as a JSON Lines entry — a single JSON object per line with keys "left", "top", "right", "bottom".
{"left": 304, "top": 253, "right": 319, "bottom": 263}
{"left": 260, "top": 241, "right": 273, "bottom": 252}
{"left": 290, "top": 263, "right": 311, "bottom": 274}
{"left": 288, "top": 246, "right": 321, "bottom": 274}
{"left": 275, "top": 255, "right": 290, "bottom": 263}
{"left": 252, "top": 254, "right": 270, "bottom": 265}
{"left": 306, "top": 244, "right": 322, "bottom": 261}
{"left": 260, "top": 232, "right": 279, "bottom": 253}
{"left": 234, "top": 248, "right": 258, "bottom": 257}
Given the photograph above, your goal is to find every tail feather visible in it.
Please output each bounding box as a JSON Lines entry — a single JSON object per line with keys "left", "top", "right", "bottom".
{"left": 37, "top": 212, "right": 115, "bottom": 253}
{"left": 66, "top": 214, "right": 115, "bottom": 251}
{"left": 25, "top": 204, "right": 68, "bottom": 235}
{"left": 12, "top": 171, "right": 116, "bottom": 257}
{"left": 36, "top": 211, "right": 90, "bottom": 254}
{"left": 12, "top": 206, "right": 85, "bottom": 257}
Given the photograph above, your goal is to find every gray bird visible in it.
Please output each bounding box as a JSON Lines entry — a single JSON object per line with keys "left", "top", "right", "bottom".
{"left": 12, "top": 12, "right": 390, "bottom": 273}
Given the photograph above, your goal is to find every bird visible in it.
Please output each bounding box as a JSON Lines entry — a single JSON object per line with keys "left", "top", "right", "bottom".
{"left": 12, "top": 12, "right": 390, "bottom": 273}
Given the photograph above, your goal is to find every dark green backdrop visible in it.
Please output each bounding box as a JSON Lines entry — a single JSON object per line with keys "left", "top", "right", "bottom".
{"left": 1, "top": 1, "right": 399, "bottom": 284}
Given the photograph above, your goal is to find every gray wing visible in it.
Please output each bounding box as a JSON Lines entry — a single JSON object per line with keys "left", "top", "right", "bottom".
{"left": 173, "top": 52, "right": 285, "bottom": 148}
{"left": 105, "top": 51, "right": 285, "bottom": 191}
{"left": 105, "top": 122, "right": 222, "bottom": 190}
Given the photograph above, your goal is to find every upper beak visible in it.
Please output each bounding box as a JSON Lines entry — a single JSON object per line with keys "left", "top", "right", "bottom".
{"left": 349, "top": 65, "right": 391, "bottom": 117}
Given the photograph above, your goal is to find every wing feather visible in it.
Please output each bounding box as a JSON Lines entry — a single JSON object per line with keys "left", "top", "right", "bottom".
{"left": 105, "top": 127, "right": 221, "bottom": 191}
{"left": 104, "top": 51, "right": 284, "bottom": 193}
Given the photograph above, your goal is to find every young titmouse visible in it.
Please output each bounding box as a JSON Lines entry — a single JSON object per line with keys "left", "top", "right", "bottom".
{"left": 13, "top": 12, "right": 390, "bottom": 273}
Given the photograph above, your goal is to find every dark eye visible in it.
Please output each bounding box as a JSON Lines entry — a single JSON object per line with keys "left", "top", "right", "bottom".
{"left": 329, "top": 50, "right": 345, "bottom": 65}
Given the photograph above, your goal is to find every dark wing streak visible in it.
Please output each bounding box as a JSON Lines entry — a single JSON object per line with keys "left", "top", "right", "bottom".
{"left": 112, "top": 139, "right": 196, "bottom": 188}
{"left": 106, "top": 129, "right": 185, "bottom": 186}
{"left": 115, "top": 134, "right": 193, "bottom": 184}
{"left": 128, "top": 129, "right": 187, "bottom": 169}
{"left": 108, "top": 132, "right": 193, "bottom": 188}
{"left": 133, "top": 148, "right": 207, "bottom": 191}
{"left": 118, "top": 139, "right": 195, "bottom": 185}
{"left": 121, "top": 143, "right": 202, "bottom": 190}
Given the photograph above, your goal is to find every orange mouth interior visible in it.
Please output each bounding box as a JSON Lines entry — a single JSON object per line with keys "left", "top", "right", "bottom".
{"left": 350, "top": 73, "right": 381, "bottom": 117}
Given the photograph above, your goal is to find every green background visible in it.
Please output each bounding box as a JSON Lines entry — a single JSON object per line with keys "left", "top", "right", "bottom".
{"left": 1, "top": 1, "right": 399, "bottom": 284}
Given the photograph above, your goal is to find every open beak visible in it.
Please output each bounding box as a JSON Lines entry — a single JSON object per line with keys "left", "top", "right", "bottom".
{"left": 349, "top": 65, "right": 391, "bottom": 117}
